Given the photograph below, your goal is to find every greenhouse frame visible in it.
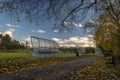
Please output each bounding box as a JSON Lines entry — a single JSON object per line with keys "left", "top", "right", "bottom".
{"left": 30, "top": 36, "right": 59, "bottom": 55}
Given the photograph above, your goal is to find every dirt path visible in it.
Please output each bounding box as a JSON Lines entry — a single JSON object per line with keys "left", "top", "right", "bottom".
{"left": 0, "top": 56, "right": 102, "bottom": 80}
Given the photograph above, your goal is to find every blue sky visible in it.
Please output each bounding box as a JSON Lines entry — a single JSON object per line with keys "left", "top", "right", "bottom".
{"left": 0, "top": 13, "right": 95, "bottom": 47}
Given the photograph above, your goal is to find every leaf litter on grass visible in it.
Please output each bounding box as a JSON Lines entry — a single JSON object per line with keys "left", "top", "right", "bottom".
{"left": 70, "top": 58, "right": 120, "bottom": 80}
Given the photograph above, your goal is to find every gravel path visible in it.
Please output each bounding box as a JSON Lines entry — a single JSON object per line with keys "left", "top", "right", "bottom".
{"left": 0, "top": 56, "right": 102, "bottom": 80}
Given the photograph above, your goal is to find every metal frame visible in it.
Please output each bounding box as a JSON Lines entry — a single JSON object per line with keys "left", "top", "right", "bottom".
{"left": 30, "top": 36, "right": 59, "bottom": 55}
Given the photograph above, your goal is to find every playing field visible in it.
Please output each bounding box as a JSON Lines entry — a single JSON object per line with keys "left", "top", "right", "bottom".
{"left": 0, "top": 50, "right": 99, "bottom": 74}
{"left": 0, "top": 50, "right": 98, "bottom": 59}
{"left": 0, "top": 50, "right": 32, "bottom": 59}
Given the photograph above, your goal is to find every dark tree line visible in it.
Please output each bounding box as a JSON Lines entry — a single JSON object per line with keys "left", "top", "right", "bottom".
{"left": 59, "top": 47, "right": 76, "bottom": 53}
{"left": 59, "top": 47, "right": 95, "bottom": 54}
{"left": 0, "top": 34, "right": 28, "bottom": 50}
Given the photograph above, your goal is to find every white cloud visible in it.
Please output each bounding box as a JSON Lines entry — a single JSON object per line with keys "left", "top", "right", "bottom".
{"left": 52, "top": 36, "right": 95, "bottom": 47}
{"left": 25, "top": 36, "right": 31, "bottom": 42}
{"left": 89, "top": 20, "right": 95, "bottom": 24}
{"left": 88, "top": 34, "right": 93, "bottom": 37}
{"left": 1, "top": 29, "right": 15, "bottom": 37}
{"left": 52, "top": 38, "right": 59, "bottom": 41}
{"left": 37, "top": 29, "right": 46, "bottom": 33}
{"left": 6, "top": 23, "right": 20, "bottom": 28}
{"left": 32, "top": 30, "right": 35, "bottom": 32}
{"left": 73, "top": 22, "right": 83, "bottom": 27}
{"left": 64, "top": 22, "right": 70, "bottom": 26}
{"left": 9, "top": 28, "right": 15, "bottom": 32}
{"left": 54, "top": 29, "right": 59, "bottom": 33}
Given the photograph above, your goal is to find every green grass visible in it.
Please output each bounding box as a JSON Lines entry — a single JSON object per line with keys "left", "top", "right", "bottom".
{"left": 0, "top": 50, "right": 32, "bottom": 59}
{"left": 0, "top": 50, "right": 100, "bottom": 59}
{"left": 32, "top": 53, "right": 77, "bottom": 58}
{"left": 31, "top": 53, "right": 100, "bottom": 59}
{"left": 57, "top": 53, "right": 76, "bottom": 57}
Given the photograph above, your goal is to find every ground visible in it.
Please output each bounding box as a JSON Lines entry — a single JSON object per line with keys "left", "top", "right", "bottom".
{"left": 70, "top": 58, "right": 120, "bottom": 80}
{"left": 0, "top": 56, "right": 101, "bottom": 80}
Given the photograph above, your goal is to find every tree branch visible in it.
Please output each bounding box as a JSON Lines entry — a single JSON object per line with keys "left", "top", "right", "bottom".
{"left": 61, "top": 0, "right": 84, "bottom": 26}
{"left": 61, "top": 0, "right": 98, "bottom": 26}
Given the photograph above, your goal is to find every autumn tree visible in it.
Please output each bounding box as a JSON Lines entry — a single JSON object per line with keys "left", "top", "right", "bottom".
{"left": 95, "top": 0, "right": 120, "bottom": 63}
{"left": 95, "top": 23, "right": 117, "bottom": 52}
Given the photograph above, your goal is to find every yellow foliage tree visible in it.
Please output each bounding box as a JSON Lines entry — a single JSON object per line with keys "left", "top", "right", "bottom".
{"left": 95, "top": 22, "right": 117, "bottom": 52}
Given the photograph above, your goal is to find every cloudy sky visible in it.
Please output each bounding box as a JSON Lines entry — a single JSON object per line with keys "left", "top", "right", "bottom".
{"left": 0, "top": 13, "right": 95, "bottom": 47}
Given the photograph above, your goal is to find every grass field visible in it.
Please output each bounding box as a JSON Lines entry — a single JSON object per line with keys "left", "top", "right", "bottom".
{"left": 0, "top": 50, "right": 99, "bottom": 59}
{"left": 0, "top": 50, "right": 32, "bottom": 59}
{"left": 0, "top": 50, "right": 99, "bottom": 74}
